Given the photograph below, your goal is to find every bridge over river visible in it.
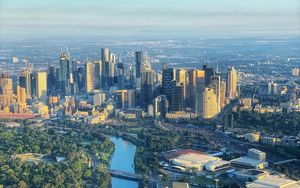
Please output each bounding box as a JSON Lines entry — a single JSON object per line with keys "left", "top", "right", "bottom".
{"left": 109, "top": 170, "right": 152, "bottom": 182}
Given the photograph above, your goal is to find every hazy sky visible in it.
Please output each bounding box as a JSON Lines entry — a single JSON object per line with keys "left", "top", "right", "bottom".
{"left": 0, "top": 0, "right": 300, "bottom": 38}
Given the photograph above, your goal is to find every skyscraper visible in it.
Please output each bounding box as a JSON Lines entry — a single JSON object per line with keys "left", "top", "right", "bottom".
{"left": 135, "top": 51, "right": 143, "bottom": 80}
{"left": 94, "top": 60, "right": 102, "bottom": 89}
{"left": 36, "top": 71, "right": 47, "bottom": 103}
{"left": 153, "top": 95, "right": 168, "bottom": 119}
{"left": 141, "top": 70, "right": 154, "bottom": 110}
{"left": 117, "top": 62, "right": 125, "bottom": 89}
{"left": 211, "top": 74, "right": 221, "bottom": 113}
{"left": 226, "top": 66, "right": 238, "bottom": 98}
{"left": 203, "top": 64, "right": 214, "bottom": 87}
{"left": 188, "top": 70, "right": 204, "bottom": 111}
{"left": 0, "top": 74, "right": 13, "bottom": 107}
{"left": 170, "top": 80, "right": 185, "bottom": 112}
{"left": 19, "top": 69, "right": 32, "bottom": 98}
{"left": 59, "top": 52, "right": 70, "bottom": 95}
{"left": 85, "top": 61, "right": 94, "bottom": 93}
{"left": 162, "top": 63, "right": 175, "bottom": 102}
{"left": 114, "top": 89, "right": 136, "bottom": 109}
{"left": 176, "top": 69, "right": 187, "bottom": 100}
{"left": 220, "top": 80, "right": 227, "bottom": 108}
{"left": 47, "top": 65, "right": 56, "bottom": 93}
{"left": 195, "top": 70, "right": 205, "bottom": 116}
{"left": 203, "top": 87, "right": 218, "bottom": 119}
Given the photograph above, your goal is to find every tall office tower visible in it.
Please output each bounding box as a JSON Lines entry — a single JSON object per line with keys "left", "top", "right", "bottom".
{"left": 210, "top": 74, "right": 221, "bottom": 113}
{"left": 36, "top": 71, "right": 47, "bottom": 103}
{"left": 117, "top": 62, "right": 125, "bottom": 89}
{"left": 85, "top": 61, "right": 94, "bottom": 93}
{"left": 19, "top": 69, "right": 32, "bottom": 98}
{"left": 20, "top": 87, "right": 26, "bottom": 105}
{"left": 141, "top": 70, "right": 154, "bottom": 110}
{"left": 17, "top": 85, "right": 21, "bottom": 102}
{"left": 128, "top": 64, "right": 135, "bottom": 88}
{"left": 16, "top": 85, "right": 27, "bottom": 113}
{"left": 109, "top": 53, "right": 116, "bottom": 86}
{"left": 162, "top": 63, "right": 175, "bottom": 102}
{"left": 101, "top": 48, "right": 110, "bottom": 88}
{"left": 176, "top": 69, "right": 187, "bottom": 99}
{"left": 135, "top": 51, "right": 143, "bottom": 80}
{"left": 94, "top": 60, "right": 102, "bottom": 89}
{"left": 195, "top": 71, "right": 205, "bottom": 117}
{"left": 187, "top": 70, "right": 204, "bottom": 111}
{"left": 114, "top": 89, "right": 136, "bottom": 109}
{"left": 203, "top": 87, "right": 218, "bottom": 119}
{"left": 170, "top": 80, "right": 185, "bottom": 112}
{"left": 268, "top": 81, "right": 278, "bottom": 96}
{"left": 226, "top": 66, "right": 238, "bottom": 98}
{"left": 72, "top": 59, "right": 78, "bottom": 72}
{"left": 220, "top": 80, "right": 227, "bottom": 108}
{"left": 101, "top": 48, "right": 110, "bottom": 63}
{"left": 47, "top": 66, "right": 56, "bottom": 93}
{"left": 153, "top": 95, "right": 168, "bottom": 119}
{"left": 203, "top": 64, "right": 214, "bottom": 87}
{"left": 77, "top": 67, "right": 85, "bottom": 92}
{"left": 59, "top": 52, "right": 70, "bottom": 95}
{"left": 30, "top": 73, "right": 36, "bottom": 97}
{"left": 0, "top": 74, "right": 13, "bottom": 107}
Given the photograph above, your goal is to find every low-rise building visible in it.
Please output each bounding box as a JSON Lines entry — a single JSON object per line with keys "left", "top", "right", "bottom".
{"left": 246, "top": 175, "right": 300, "bottom": 188}
{"left": 230, "top": 149, "right": 268, "bottom": 170}
{"left": 245, "top": 133, "right": 260, "bottom": 143}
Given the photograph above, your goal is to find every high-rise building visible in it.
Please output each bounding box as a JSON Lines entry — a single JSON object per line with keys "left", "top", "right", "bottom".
{"left": 195, "top": 71, "right": 205, "bottom": 116}
{"left": 19, "top": 69, "right": 32, "bottom": 98}
{"left": 117, "top": 62, "right": 125, "bottom": 89}
{"left": 94, "top": 60, "right": 102, "bottom": 89}
{"left": 188, "top": 70, "right": 204, "bottom": 111}
{"left": 162, "top": 63, "right": 175, "bottom": 102}
{"left": 16, "top": 85, "right": 27, "bottom": 113}
{"left": 141, "top": 70, "right": 154, "bottom": 110}
{"left": 77, "top": 67, "right": 85, "bottom": 92}
{"left": 0, "top": 74, "right": 13, "bottom": 107}
{"left": 226, "top": 66, "right": 238, "bottom": 98}
{"left": 203, "top": 87, "right": 218, "bottom": 119}
{"left": 176, "top": 69, "right": 187, "bottom": 100}
{"left": 101, "top": 48, "right": 113, "bottom": 88}
{"left": 47, "top": 65, "right": 56, "bottom": 93}
{"left": 36, "top": 71, "right": 47, "bottom": 103}
{"left": 72, "top": 59, "right": 78, "bottom": 72}
{"left": 59, "top": 52, "right": 70, "bottom": 95}
{"left": 170, "top": 80, "right": 185, "bottom": 112}
{"left": 135, "top": 51, "right": 143, "bottom": 79}
{"left": 114, "top": 89, "right": 136, "bottom": 109}
{"left": 85, "top": 61, "right": 94, "bottom": 93}
{"left": 110, "top": 53, "right": 116, "bottom": 85}
{"left": 153, "top": 95, "right": 168, "bottom": 118}
{"left": 101, "top": 48, "right": 110, "bottom": 63}
{"left": 220, "top": 80, "right": 227, "bottom": 108}
{"left": 203, "top": 64, "right": 214, "bottom": 87}
{"left": 211, "top": 74, "right": 221, "bottom": 113}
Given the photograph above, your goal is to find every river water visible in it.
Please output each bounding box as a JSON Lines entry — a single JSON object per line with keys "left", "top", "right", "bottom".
{"left": 109, "top": 136, "right": 138, "bottom": 188}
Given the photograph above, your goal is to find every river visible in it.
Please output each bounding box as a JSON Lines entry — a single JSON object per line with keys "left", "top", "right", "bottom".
{"left": 109, "top": 136, "right": 139, "bottom": 188}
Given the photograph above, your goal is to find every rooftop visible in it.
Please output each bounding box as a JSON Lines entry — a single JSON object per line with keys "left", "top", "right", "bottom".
{"left": 246, "top": 175, "right": 300, "bottom": 188}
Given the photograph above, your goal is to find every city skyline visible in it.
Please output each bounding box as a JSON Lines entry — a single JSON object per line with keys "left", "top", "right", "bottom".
{"left": 1, "top": 0, "right": 300, "bottom": 38}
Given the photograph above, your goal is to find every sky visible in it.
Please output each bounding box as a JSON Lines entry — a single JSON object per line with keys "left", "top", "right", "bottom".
{"left": 0, "top": 0, "right": 300, "bottom": 39}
